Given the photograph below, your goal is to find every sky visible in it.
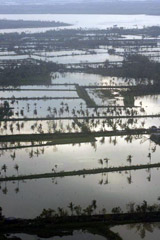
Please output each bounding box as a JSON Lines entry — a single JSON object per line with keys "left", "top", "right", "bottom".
{"left": 0, "top": 0, "right": 153, "bottom": 4}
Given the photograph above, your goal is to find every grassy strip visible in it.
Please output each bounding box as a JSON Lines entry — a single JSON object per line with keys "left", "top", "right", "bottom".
{"left": 0, "top": 88, "right": 75, "bottom": 92}
{"left": 75, "top": 84, "right": 97, "bottom": 107}
{"left": 0, "top": 128, "right": 151, "bottom": 142}
{"left": 88, "top": 105, "right": 141, "bottom": 108}
{"left": 0, "top": 97, "right": 79, "bottom": 100}
{"left": 0, "top": 132, "right": 96, "bottom": 142}
{"left": 0, "top": 137, "right": 96, "bottom": 150}
{"left": 1, "top": 114, "right": 160, "bottom": 122}
{"left": 1, "top": 162, "right": 160, "bottom": 182}
{"left": 83, "top": 85, "right": 135, "bottom": 89}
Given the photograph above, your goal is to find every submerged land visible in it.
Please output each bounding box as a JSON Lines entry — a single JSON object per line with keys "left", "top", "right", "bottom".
{"left": 1, "top": 19, "right": 160, "bottom": 239}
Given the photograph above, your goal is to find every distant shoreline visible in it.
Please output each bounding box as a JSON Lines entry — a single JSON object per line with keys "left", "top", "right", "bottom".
{"left": 0, "top": 19, "right": 71, "bottom": 29}
{"left": 0, "top": 12, "right": 160, "bottom": 16}
{"left": 0, "top": 2, "right": 160, "bottom": 15}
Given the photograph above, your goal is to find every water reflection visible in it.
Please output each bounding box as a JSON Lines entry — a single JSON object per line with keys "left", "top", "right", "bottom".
{"left": 0, "top": 168, "right": 160, "bottom": 218}
{"left": 6, "top": 231, "right": 106, "bottom": 240}
{"left": 0, "top": 166, "right": 155, "bottom": 195}
{"left": 112, "top": 222, "right": 160, "bottom": 240}
{"left": 0, "top": 135, "right": 158, "bottom": 177}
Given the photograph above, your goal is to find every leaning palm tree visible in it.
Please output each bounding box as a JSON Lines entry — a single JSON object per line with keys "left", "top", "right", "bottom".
{"left": 91, "top": 200, "right": 97, "bottom": 213}
{"left": 98, "top": 159, "right": 103, "bottom": 166}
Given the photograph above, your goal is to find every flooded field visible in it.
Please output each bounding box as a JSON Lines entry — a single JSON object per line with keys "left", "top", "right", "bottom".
{"left": 0, "top": 71, "right": 160, "bottom": 221}
{"left": 1, "top": 168, "right": 160, "bottom": 218}
{"left": 0, "top": 12, "right": 160, "bottom": 240}
{"left": 1, "top": 14, "right": 160, "bottom": 32}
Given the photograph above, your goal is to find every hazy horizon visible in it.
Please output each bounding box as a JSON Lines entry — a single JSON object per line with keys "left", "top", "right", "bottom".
{"left": 0, "top": 0, "right": 156, "bottom": 5}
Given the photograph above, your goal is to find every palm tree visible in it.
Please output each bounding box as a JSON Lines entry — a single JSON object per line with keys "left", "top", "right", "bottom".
{"left": 98, "top": 159, "right": 103, "bottom": 167}
{"left": 91, "top": 200, "right": 97, "bottom": 213}
{"left": 68, "top": 202, "right": 74, "bottom": 215}
{"left": 112, "top": 206, "right": 122, "bottom": 214}
{"left": 74, "top": 205, "right": 82, "bottom": 216}
{"left": 126, "top": 202, "right": 135, "bottom": 213}
{"left": 57, "top": 207, "right": 66, "bottom": 217}
{"left": 104, "top": 158, "right": 110, "bottom": 168}
{"left": 127, "top": 155, "right": 132, "bottom": 166}
{"left": 10, "top": 151, "right": 16, "bottom": 161}
{"left": 148, "top": 153, "right": 151, "bottom": 164}
{"left": 14, "top": 164, "right": 19, "bottom": 176}
{"left": 83, "top": 205, "right": 93, "bottom": 216}
{"left": 101, "top": 208, "right": 107, "bottom": 215}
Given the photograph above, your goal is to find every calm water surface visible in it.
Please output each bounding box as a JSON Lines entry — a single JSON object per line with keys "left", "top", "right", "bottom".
{"left": 111, "top": 223, "right": 160, "bottom": 240}
{"left": 0, "top": 14, "right": 160, "bottom": 33}
{"left": 8, "top": 231, "right": 106, "bottom": 240}
{"left": 0, "top": 17, "right": 160, "bottom": 240}
{"left": 0, "top": 167, "right": 159, "bottom": 218}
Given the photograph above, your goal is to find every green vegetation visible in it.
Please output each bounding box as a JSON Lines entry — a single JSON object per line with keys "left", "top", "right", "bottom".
{"left": 0, "top": 113, "right": 159, "bottom": 122}
{"left": 0, "top": 61, "right": 64, "bottom": 85}
{"left": 0, "top": 128, "right": 155, "bottom": 143}
{"left": 123, "top": 94, "right": 135, "bottom": 107}
{"left": 76, "top": 84, "right": 97, "bottom": 107}
{"left": 0, "top": 19, "right": 71, "bottom": 29}
{"left": 120, "top": 55, "right": 160, "bottom": 84}
{"left": 1, "top": 162, "right": 159, "bottom": 182}
{"left": 1, "top": 200, "right": 160, "bottom": 240}
{"left": 86, "top": 54, "right": 160, "bottom": 96}
{"left": 1, "top": 24, "right": 160, "bottom": 239}
{"left": 0, "top": 101, "right": 13, "bottom": 119}
{"left": 100, "top": 89, "right": 114, "bottom": 99}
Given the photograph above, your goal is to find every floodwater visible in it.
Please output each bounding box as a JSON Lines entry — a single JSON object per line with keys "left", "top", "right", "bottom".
{"left": 7, "top": 231, "right": 106, "bottom": 240}
{"left": 32, "top": 52, "right": 123, "bottom": 64}
{"left": 111, "top": 223, "right": 160, "bottom": 240}
{"left": 0, "top": 14, "right": 160, "bottom": 33}
{"left": 0, "top": 136, "right": 158, "bottom": 175}
{"left": 0, "top": 14, "right": 160, "bottom": 240}
{"left": 1, "top": 168, "right": 160, "bottom": 218}
{"left": 0, "top": 71, "right": 160, "bottom": 220}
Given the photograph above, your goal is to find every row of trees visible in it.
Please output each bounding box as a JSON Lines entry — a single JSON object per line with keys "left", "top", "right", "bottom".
{"left": 38, "top": 200, "right": 160, "bottom": 219}
{"left": 0, "top": 61, "right": 64, "bottom": 85}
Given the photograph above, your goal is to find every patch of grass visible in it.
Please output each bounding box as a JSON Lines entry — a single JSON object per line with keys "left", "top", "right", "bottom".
{"left": 76, "top": 84, "right": 97, "bottom": 107}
